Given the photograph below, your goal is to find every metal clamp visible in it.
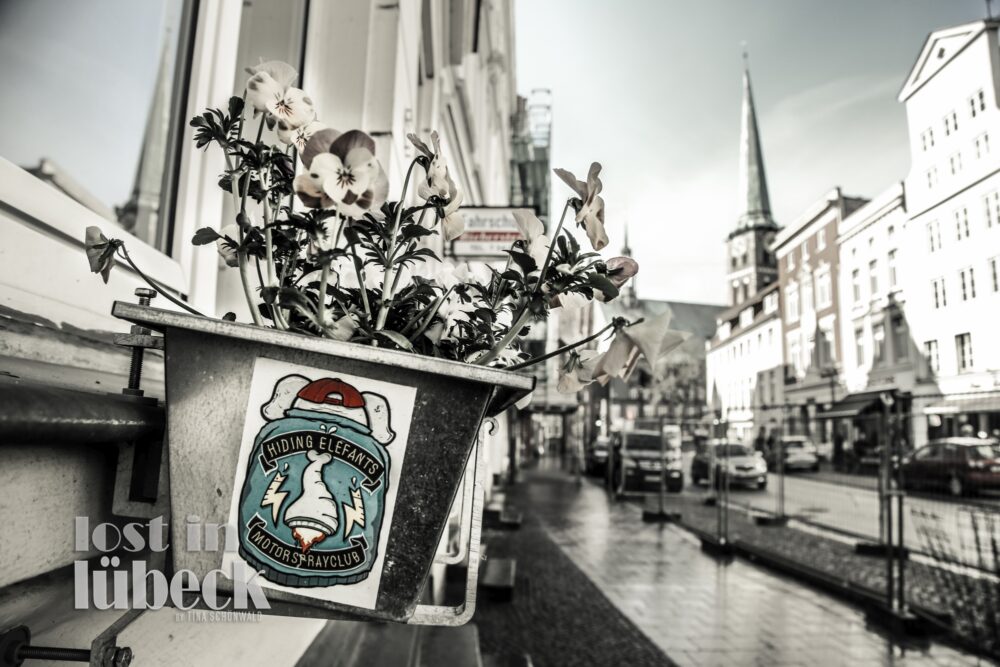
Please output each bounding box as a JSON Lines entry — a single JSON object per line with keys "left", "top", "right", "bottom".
{"left": 0, "top": 624, "right": 132, "bottom": 667}
{"left": 434, "top": 450, "right": 477, "bottom": 565}
{"left": 407, "top": 427, "right": 488, "bottom": 626}
{"left": 115, "top": 288, "right": 163, "bottom": 404}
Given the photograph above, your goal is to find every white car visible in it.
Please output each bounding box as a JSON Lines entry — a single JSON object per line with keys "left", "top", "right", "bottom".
{"left": 777, "top": 437, "right": 820, "bottom": 472}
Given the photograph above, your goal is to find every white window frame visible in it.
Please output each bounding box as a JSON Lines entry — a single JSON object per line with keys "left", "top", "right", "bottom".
{"left": 924, "top": 339, "right": 940, "bottom": 373}
{"left": 815, "top": 266, "right": 832, "bottom": 309}
{"left": 956, "top": 333, "right": 974, "bottom": 372}
{"left": 0, "top": 1, "right": 243, "bottom": 332}
{"left": 785, "top": 282, "right": 800, "bottom": 323}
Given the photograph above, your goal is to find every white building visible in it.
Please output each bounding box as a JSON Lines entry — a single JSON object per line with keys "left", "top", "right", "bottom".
{"left": 706, "top": 283, "right": 784, "bottom": 443}
{"left": 898, "top": 19, "right": 1000, "bottom": 439}
{"left": 0, "top": 0, "right": 518, "bottom": 662}
{"left": 837, "top": 184, "right": 910, "bottom": 396}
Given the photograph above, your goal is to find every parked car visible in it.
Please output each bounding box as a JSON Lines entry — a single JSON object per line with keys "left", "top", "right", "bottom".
{"left": 691, "top": 442, "right": 768, "bottom": 490}
{"left": 619, "top": 429, "right": 683, "bottom": 493}
{"left": 586, "top": 435, "right": 610, "bottom": 476}
{"left": 901, "top": 437, "right": 1000, "bottom": 497}
{"left": 769, "top": 436, "right": 820, "bottom": 472}
{"left": 772, "top": 435, "right": 819, "bottom": 472}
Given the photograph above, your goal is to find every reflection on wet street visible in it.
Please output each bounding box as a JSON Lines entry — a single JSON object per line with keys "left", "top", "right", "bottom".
{"left": 523, "top": 460, "right": 985, "bottom": 666}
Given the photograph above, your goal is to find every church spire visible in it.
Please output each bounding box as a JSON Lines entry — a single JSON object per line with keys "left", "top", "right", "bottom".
{"left": 736, "top": 50, "right": 776, "bottom": 232}
{"left": 621, "top": 222, "right": 632, "bottom": 257}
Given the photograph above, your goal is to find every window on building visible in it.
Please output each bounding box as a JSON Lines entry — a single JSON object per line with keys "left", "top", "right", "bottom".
{"left": 815, "top": 268, "right": 832, "bottom": 308}
{"left": 873, "top": 323, "right": 886, "bottom": 364}
{"left": 887, "top": 249, "right": 898, "bottom": 288}
{"left": 924, "top": 340, "right": 940, "bottom": 373}
{"left": 945, "top": 110, "right": 959, "bottom": 135}
{"left": 926, "top": 168, "right": 936, "bottom": 189}
{"left": 869, "top": 259, "right": 879, "bottom": 295}
{"left": 855, "top": 327, "right": 865, "bottom": 367}
{"left": 769, "top": 370, "right": 776, "bottom": 405}
{"left": 802, "top": 278, "right": 813, "bottom": 313}
{"left": 970, "top": 89, "right": 986, "bottom": 117}
{"left": 991, "top": 256, "right": 999, "bottom": 292}
{"left": 927, "top": 220, "right": 942, "bottom": 251}
{"left": 960, "top": 267, "right": 976, "bottom": 300}
{"left": 789, "top": 339, "right": 801, "bottom": 375}
{"left": 786, "top": 283, "right": 799, "bottom": 322}
{"left": 955, "top": 207, "right": 970, "bottom": 240}
{"left": 976, "top": 132, "right": 991, "bottom": 158}
{"left": 921, "top": 128, "right": 935, "bottom": 151}
{"left": 816, "top": 229, "right": 826, "bottom": 251}
{"left": 852, "top": 268, "right": 862, "bottom": 302}
{"left": 891, "top": 314, "right": 909, "bottom": 362}
{"left": 985, "top": 191, "right": 1000, "bottom": 228}
{"left": 0, "top": 0, "right": 195, "bottom": 252}
{"left": 950, "top": 152, "right": 963, "bottom": 175}
{"left": 932, "top": 277, "right": 947, "bottom": 308}
{"left": 956, "top": 333, "right": 974, "bottom": 372}
{"left": 787, "top": 252, "right": 795, "bottom": 272}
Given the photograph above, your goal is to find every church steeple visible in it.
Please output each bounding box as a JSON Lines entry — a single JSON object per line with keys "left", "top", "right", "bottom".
{"left": 735, "top": 51, "right": 777, "bottom": 233}
{"left": 726, "top": 49, "right": 779, "bottom": 307}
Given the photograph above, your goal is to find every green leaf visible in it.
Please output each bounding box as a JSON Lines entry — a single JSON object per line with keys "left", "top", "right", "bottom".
{"left": 506, "top": 249, "right": 537, "bottom": 275}
{"left": 375, "top": 330, "right": 414, "bottom": 351}
{"left": 192, "top": 227, "right": 223, "bottom": 245}
{"left": 588, "top": 273, "right": 620, "bottom": 301}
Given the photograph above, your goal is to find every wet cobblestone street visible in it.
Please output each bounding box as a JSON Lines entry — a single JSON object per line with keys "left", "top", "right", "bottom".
{"left": 478, "top": 463, "right": 993, "bottom": 666}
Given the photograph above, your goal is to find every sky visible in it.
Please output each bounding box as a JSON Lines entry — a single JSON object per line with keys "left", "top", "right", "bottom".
{"left": 515, "top": 0, "right": 987, "bottom": 305}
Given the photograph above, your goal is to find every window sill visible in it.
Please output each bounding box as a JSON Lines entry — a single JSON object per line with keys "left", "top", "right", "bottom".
{"left": 0, "top": 157, "right": 186, "bottom": 292}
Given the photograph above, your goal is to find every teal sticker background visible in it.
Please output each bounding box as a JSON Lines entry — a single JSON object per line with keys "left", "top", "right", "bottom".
{"left": 237, "top": 409, "right": 390, "bottom": 587}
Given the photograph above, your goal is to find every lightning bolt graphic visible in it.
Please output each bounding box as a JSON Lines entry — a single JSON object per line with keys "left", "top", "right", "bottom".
{"left": 341, "top": 477, "right": 366, "bottom": 538}
{"left": 261, "top": 472, "right": 288, "bottom": 523}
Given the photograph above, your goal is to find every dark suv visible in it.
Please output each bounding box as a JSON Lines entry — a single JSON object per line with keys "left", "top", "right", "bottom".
{"left": 901, "top": 437, "right": 1000, "bottom": 496}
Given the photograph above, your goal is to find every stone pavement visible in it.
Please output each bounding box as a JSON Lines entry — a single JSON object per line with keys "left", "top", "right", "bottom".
{"left": 478, "top": 462, "right": 991, "bottom": 667}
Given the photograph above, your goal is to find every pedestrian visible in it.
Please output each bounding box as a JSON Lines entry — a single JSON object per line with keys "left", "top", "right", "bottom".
{"left": 754, "top": 427, "right": 766, "bottom": 454}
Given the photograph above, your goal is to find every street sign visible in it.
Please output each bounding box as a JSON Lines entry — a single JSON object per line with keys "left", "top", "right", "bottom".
{"left": 447, "top": 207, "right": 535, "bottom": 259}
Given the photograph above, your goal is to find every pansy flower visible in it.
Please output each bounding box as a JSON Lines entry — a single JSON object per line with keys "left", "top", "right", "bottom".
{"left": 297, "top": 129, "right": 389, "bottom": 219}
{"left": 512, "top": 209, "right": 550, "bottom": 270}
{"left": 554, "top": 162, "right": 609, "bottom": 251}
{"left": 245, "top": 61, "right": 315, "bottom": 129}
{"left": 277, "top": 119, "right": 326, "bottom": 151}
{"left": 407, "top": 132, "right": 465, "bottom": 240}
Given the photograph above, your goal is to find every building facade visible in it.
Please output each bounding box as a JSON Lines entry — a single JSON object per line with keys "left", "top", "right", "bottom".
{"left": 706, "top": 283, "right": 784, "bottom": 443}
{"left": 0, "top": 0, "right": 520, "bottom": 662}
{"left": 775, "top": 188, "right": 868, "bottom": 440}
{"left": 897, "top": 20, "right": 1000, "bottom": 439}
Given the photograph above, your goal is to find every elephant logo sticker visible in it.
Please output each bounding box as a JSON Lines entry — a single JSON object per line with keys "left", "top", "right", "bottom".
{"left": 224, "top": 358, "right": 416, "bottom": 609}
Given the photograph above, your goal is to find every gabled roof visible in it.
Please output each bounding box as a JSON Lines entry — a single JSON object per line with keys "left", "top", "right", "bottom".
{"left": 898, "top": 20, "right": 996, "bottom": 102}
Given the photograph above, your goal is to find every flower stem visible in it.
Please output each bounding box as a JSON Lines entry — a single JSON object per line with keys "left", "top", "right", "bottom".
{"left": 474, "top": 308, "right": 532, "bottom": 366}
{"left": 317, "top": 263, "right": 331, "bottom": 329}
{"left": 536, "top": 199, "right": 572, "bottom": 293}
{"left": 376, "top": 158, "right": 423, "bottom": 331}
{"left": 406, "top": 285, "right": 454, "bottom": 342}
{"left": 223, "top": 153, "right": 263, "bottom": 327}
{"left": 115, "top": 245, "right": 205, "bottom": 317}
{"left": 506, "top": 318, "right": 635, "bottom": 371}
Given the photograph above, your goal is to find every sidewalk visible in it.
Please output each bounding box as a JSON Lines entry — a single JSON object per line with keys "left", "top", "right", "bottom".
{"left": 475, "top": 463, "right": 989, "bottom": 667}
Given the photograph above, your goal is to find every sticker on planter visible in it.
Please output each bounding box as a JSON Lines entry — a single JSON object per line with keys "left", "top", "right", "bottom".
{"left": 223, "top": 357, "right": 416, "bottom": 609}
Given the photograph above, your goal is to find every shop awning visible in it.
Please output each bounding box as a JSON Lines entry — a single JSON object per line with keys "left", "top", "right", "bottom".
{"left": 924, "top": 393, "right": 1000, "bottom": 415}
{"left": 820, "top": 391, "right": 887, "bottom": 419}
